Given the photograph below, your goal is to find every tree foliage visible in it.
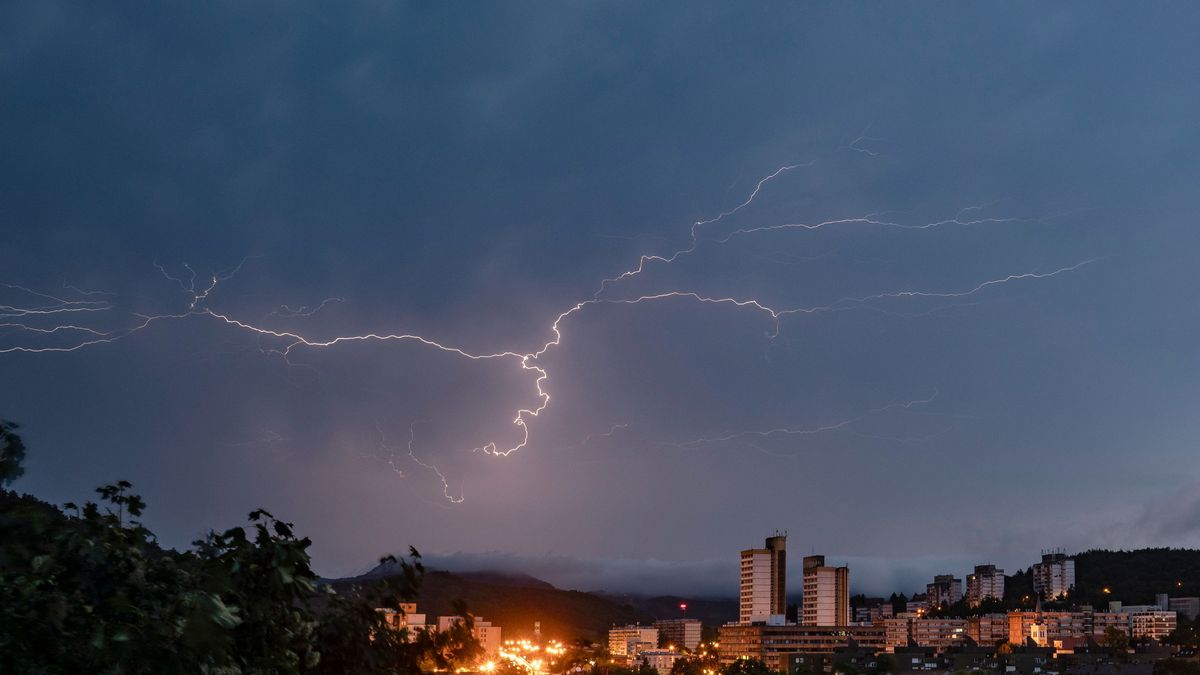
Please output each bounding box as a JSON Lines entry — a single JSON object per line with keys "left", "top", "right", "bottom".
{"left": 720, "top": 657, "right": 774, "bottom": 675}
{"left": 0, "top": 419, "right": 26, "bottom": 486}
{"left": 0, "top": 425, "right": 479, "bottom": 674}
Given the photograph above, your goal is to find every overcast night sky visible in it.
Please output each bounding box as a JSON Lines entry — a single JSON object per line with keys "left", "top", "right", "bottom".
{"left": 3, "top": 2, "right": 1200, "bottom": 597}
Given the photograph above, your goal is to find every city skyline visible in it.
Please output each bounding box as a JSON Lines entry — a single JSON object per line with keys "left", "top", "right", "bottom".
{"left": 3, "top": 2, "right": 1200, "bottom": 591}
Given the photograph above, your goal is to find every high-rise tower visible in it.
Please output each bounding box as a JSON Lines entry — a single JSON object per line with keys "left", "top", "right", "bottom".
{"left": 739, "top": 533, "right": 787, "bottom": 624}
{"left": 801, "top": 555, "right": 849, "bottom": 626}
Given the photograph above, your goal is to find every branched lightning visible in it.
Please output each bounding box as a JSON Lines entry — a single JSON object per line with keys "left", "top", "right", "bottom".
{"left": 840, "top": 124, "right": 881, "bottom": 157}
{"left": 665, "top": 390, "right": 939, "bottom": 450}
{"left": 0, "top": 161, "right": 1099, "bottom": 503}
{"left": 374, "top": 421, "right": 465, "bottom": 503}
{"left": 564, "top": 422, "right": 630, "bottom": 451}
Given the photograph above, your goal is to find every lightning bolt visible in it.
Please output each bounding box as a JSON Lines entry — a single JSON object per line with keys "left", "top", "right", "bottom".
{"left": 0, "top": 161, "right": 1099, "bottom": 502}
{"left": 372, "top": 421, "right": 465, "bottom": 503}
{"left": 665, "top": 391, "right": 939, "bottom": 450}
{"left": 839, "top": 124, "right": 881, "bottom": 157}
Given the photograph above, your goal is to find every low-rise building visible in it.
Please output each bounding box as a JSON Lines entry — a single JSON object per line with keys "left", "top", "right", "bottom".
{"left": 717, "top": 623, "right": 887, "bottom": 669}
{"left": 1129, "top": 611, "right": 1177, "bottom": 641}
{"left": 1007, "top": 610, "right": 1090, "bottom": 645}
{"left": 376, "top": 602, "right": 427, "bottom": 640}
{"left": 436, "top": 615, "right": 502, "bottom": 655}
{"left": 905, "top": 594, "right": 930, "bottom": 615}
{"left": 881, "top": 614, "right": 914, "bottom": 650}
{"left": 910, "top": 617, "right": 969, "bottom": 650}
{"left": 639, "top": 649, "right": 682, "bottom": 675}
{"left": 968, "top": 614, "right": 1009, "bottom": 646}
{"left": 609, "top": 625, "right": 660, "bottom": 659}
{"left": 1092, "top": 611, "right": 1131, "bottom": 638}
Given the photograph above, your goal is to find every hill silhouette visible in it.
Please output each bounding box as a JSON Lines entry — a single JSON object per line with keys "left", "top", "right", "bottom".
{"left": 329, "top": 567, "right": 653, "bottom": 643}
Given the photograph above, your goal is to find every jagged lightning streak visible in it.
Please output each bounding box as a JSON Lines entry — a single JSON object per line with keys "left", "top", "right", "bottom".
{"left": 562, "top": 422, "right": 630, "bottom": 452}
{"left": 0, "top": 283, "right": 111, "bottom": 318}
{"left": 593, "top": 162, "right": 812, "bottom": 299}
{"left": 839, "top": 124, "right": 881, "bottom": 157}
{"left": 225, "top": 429, "right": 288, "bottom": 449}
{"left": 372, "top": 421, "right": 464, "bottom": 503}
{"left": 665, "top": 391, "right": 938, "bottom": 449}
{"left": 266, "top": 297, "right": 345, "bottom": 319}
{"left": 1, "top": 163, "right": 1099, "bottom": 502}
{"left": 596, "top": 207, "right": 1038, "bottom": 301}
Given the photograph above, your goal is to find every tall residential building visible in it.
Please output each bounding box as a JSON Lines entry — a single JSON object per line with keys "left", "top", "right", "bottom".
{"left": 655, "top": 618, "right": 702, "bottom": 650}
{"left": 926, "top": 574, "right": 963, "bottom": 607}
{"left": 802, "top": 555, "right": 849, "bottom": 626}
{"left": 966, "top": 565, "right": 1006, "bottom": 607}
{"left": 739, "top": 533, "right": 787, "bottom": 624}
{"left": 609, "top": 625, "right": 659, "bottom": 659}
{"left": 1032, "top": 553, "right": 1076, "bottom": 600}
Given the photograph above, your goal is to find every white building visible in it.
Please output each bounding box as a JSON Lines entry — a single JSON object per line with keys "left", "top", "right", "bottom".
{"left": 377, "top": 602, "right": 427, "bottom": 640}
{"left": 802, "top": 555, "right": 850, "bottom": 626}
{"left": 1032, "top": 553, "right": 1075, "bottom": 600}
{"left": 739, "top": 534, "right": 787, "bottom": 624}
{"left": 966, "top": 565, "right": 1006, "bottom": 607}
{"left": 639, "top": 649, "right": 683, "bottom": 675}
{"left": 655, "top": 618, "right": 702, "bottom": 650}
{"left": 609, "top": 625, "right": 659, "bottom": 658}
{"left": 436, "top": 615, "right": 502, "bottom": 655}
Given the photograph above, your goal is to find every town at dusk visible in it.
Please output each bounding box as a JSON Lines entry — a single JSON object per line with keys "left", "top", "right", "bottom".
{"left": 2, "top": 2, "right": 1199, "bottom": 674}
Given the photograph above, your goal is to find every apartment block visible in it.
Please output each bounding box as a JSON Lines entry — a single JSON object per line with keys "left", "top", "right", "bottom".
{"left": 926, "top": 575, "right": 963, "bottom": 607}
{"left": 740, "top": 534, "right": 787, "bottom": 624}
{"left": 655, "top": 618, "right": 702, "bottom": 651}
{"left": 802, "top": 555, "right": 850, "bottom": 626}
{"left": 1031, "top": 553, "right": 1075, "bottom": 600}
{"left": 966, "top": 565, "right": 1006, "bottom": 607}
{"left": 717, "top": 623, "right": 887, "bottom": 669}
{"left": 609, "top": 625, "right": 660, "bottom": 658}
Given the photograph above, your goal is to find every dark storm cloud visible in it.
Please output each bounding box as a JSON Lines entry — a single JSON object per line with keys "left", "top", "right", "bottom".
{"left": 2, "top": 1, "right": 1199, "bottom": 594}
{"left": 1129, "top": 484, "right": 1200, "bottom": 544}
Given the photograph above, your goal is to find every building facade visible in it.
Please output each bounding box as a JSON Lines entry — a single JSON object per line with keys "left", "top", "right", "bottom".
{"left": 655, "top": 619, "right": 702, "bottom": 651}
{"left": 717, "top": 624, "right": 887, "bottom": 669}
{"left": 609, "top": 625, "right": 660, "bottom": 659}
{"left": 1129, "top": 611, "right": 1177, "bottom": 641}
{"left": 968, "top": 614, "right": 1009, "bottom": 646}
{"left": 436, "top": 615, "right": 503, "bottom": 656}
{"left": 639, "top": 650, "right": 682, "bottom": 675}
{"left": 926, "top": 574, "right": 963, "bottom": 607}
{"left": 377, "top": 602, "right": 427, "bottom": 640}
{"left": 966, "top": 565, "right": 1006, "bottom": 607}
{"left": 1168, "top": 597, "right": 1200, "bottom": 621}
{"left": 802, "top": 555, "right": 850, "bottom": 627}
{"left": 740, "top": 534, "right": 787, "bottom": 624}
{"left": 1031, "top": 553, "right": 1076, "bottom": 600}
